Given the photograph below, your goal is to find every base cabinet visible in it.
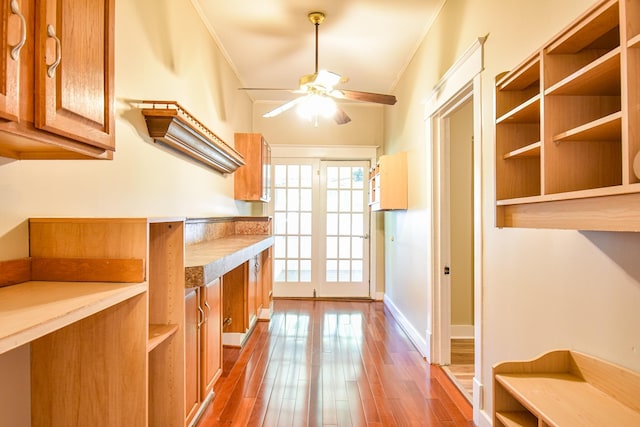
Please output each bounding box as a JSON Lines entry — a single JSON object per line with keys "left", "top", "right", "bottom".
{"left": 184, "top": 277, "right": 222, "bottom": 426}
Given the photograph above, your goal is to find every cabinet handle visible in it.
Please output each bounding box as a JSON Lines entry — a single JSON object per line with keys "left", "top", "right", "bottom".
{"left": 9, "top": 0, "right": 26, "bottom": 61}
{"left": 197, "top": 305, "right": 205, "bottom": 328}
{"left": 203, "top": 300, "right": 210, "bottom": 322}
{"left": 46, "top": 24, "right": 61, "bottom": 78}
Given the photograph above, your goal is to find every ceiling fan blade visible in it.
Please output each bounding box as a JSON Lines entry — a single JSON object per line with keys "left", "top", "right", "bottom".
{"left": 333, "top": 106, "right": 351, "bottom": 125}
{"left": 238, "top": 87, "right": 297, "bottom": 91}
{"left": 262, "top": 96, "right": 307, "bottom": 118}
{"left": 334, "top": 89, "right": 397, "bottom": 105}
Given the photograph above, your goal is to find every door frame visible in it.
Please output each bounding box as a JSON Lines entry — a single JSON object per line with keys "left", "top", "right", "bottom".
{"left": 424, "top": 36, "right": 485, "bottom": 420}
{"left": 270, "top": 144, "right": 379, "bottom": 299}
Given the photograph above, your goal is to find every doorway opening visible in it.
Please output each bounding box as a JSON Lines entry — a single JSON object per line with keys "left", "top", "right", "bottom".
{"left": 425, "top": 37, "right": 485, "bottom": 418}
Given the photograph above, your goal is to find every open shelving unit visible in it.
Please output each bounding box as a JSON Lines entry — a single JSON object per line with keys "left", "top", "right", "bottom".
{"left": 494, "top": 0, "right": 640, "bottom": 231}
{"left": 493, "top": 350, "right": 640, "bottom": 427}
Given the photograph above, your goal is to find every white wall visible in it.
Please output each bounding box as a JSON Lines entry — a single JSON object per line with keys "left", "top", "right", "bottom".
{"left": 385, "top": 0, "right": 640, "bottom": 420}
{"left": 0, "top": 0, "right": 254, "bottom": 424}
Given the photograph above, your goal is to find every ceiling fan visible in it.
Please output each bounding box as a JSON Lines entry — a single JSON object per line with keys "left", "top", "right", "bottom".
{"left": 240, "top": 11, "right": 397, "bottom": 125}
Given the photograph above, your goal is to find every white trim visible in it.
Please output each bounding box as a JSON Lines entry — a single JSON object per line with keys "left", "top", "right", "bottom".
{"left": 424, "top": 37, "right": 487, "bottom": 418}
{"left": 474, "top": 378, "right": 492, "bottom": 427}
{"left": 374, "top": 291, "right": 384, "bottom": 301}
{"left": 424, "top": 36, "right": 487, "bottom": 116}
{"left": 451, "top": 325, "right": 474, "bottom": 339}
{"left": 270, "top": 144, "right": 377, "bottom": 160}
{"left": 270, "top": 145, "right": 379, "bottom": 299}
{"left": 383, "top": 294, "right": 428, "bottom": 357}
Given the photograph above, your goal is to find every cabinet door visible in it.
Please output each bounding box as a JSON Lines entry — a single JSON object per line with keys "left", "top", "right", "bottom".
{"left": 35, "top": 0, "right": 114, "bottom": 150}
{"left": 0, "top": 0, "right": 22, "bottom": 121}
{"left": 200, "top": 278, "right": 221, "bottom": 400}
{"left": 261, "top": 138, "right": 271, "bottom": 201}
{"left": 184, "top": 288, "right": 200, "bottom": 425}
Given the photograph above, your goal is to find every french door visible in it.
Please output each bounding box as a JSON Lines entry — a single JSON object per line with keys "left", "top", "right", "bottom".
{"left": 271, "top": 159, "right": 370, "bottom": 298}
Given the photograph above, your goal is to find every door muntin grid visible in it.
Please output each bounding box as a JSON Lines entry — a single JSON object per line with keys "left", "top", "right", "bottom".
{"left": 324, "top": 164, "right": 367, "bottom": 285}
{"left": 273, "top": 163, "right": 314, "bottom": 284}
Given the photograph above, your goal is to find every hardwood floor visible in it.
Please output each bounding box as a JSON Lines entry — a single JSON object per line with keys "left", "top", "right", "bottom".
{"left": 443, "top": 339, "right": 474, "bottom": 403}
{"left": 196, "top": 299, "right": 473, "bottom": 426}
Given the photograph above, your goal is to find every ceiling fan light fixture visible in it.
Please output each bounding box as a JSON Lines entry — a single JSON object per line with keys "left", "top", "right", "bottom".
{"left": 297, "top": 94, "right": 337, "bottom": 121}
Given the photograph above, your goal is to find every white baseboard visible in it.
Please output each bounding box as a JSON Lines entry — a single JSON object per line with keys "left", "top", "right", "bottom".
{"left": 383, "top": 294, "right": 428, "bottom": 358}
{"left": 451, "top": 324, "right": 474, "bottom": 339}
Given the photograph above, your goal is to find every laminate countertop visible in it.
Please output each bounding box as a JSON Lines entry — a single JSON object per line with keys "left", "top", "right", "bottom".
{"left": 184, "top": 235, "right": 274, "bottom": 287}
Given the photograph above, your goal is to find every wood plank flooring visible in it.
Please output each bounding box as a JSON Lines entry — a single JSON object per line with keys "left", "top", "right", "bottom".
{"left": 443, "top": 339, "right": 474, "bottom": 402}
{"left": 196, "top": 299, "right": 473, "bottom": 426}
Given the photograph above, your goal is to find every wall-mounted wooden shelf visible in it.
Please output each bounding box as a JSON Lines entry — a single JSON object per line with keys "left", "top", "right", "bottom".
{"left": 141, "top": 101, "right": 245, "bottom": 174}
{"left": 494, "top": 0, "right": 640, "bottom": 230}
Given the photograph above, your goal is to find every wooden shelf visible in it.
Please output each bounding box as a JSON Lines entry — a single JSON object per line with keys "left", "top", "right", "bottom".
{"left": 496, "top": 55, "right": 540, "bottom": 91}
{"left": 545, "top": 48, "right": 620, "bottom": 96}
{"left": 545, "top": 0, "right": 619, "bottom": 54}
{"left": 496, "top": 95, "right": 540, "bottom": 124}
{"left": 494, "top": 0, "right": 639, "bottom": 230}
{"left": 141, "top": 101, "right": 245, "bottom": 174}
{"left": 504, "top": 142, "right": 541, "bottom": 159}
{"left": 0, "top": 281, "right": 146, "bottom": 355}
{"left": 629, "top": 33, "right": 640, "bottom": 48}
{"left": 493, "top": 350, "right": 640, "bottom": 427}
{"left": 496, "top": 373, "right": 640, "bottom": 426}
{"left": 495, "top": 411, "right": 537, "bottom": 427}
{"left": 552, "top": 111, "right": 622, "bottom": 142}
{"left": 148, "top": 324, "right": 179, "bottom": 352}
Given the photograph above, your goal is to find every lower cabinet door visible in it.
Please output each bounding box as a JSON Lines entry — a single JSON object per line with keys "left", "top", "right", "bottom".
{"left": 200, "top": 277, "right": 222, "bottom": 400}
{"left": 184, "top": 287, "right": 200, "bottom": 425}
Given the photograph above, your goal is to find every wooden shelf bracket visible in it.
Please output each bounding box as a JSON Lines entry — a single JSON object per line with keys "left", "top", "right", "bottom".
{"left": 141, "top": 101, "right": 245, "bottom": 174}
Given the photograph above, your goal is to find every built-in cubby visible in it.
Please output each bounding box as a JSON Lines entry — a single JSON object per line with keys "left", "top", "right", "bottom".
{"left": 493, "top": 350, "right": 640, "bottom": 427}
{"left": 495, "top": 54, "right": 541, "bottom": 200}
{"left": 495, "top": 0, "right": 640, "bottom": 231}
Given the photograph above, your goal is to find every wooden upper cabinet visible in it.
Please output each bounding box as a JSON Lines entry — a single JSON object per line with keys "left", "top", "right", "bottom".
{"left": 234, "top": 133, "right": 272, "bottom": 202}
{"left": 0, "top": 0, "right": 114, "bottom": 160}
{"left": 0, "top": 0, "right": 20, "bottom": 122}
{"left": 369, "top": 151, "right": 408, "bottom": 211}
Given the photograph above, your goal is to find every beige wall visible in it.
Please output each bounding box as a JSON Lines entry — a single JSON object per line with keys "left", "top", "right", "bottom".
{"left": 385, "top": 0, "right": 640, "bottom": 421}
{"left": 0, "top": 0, "right": 254, "bottom": 424}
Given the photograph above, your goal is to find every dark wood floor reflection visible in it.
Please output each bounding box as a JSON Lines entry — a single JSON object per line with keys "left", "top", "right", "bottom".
{"left": 197, "top": 299, "right": 473, "bottom": 426}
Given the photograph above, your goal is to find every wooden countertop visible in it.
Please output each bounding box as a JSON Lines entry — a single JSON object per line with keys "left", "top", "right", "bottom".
{"left": 185, "top": 234, "right": 274, "bottom": 287}
{"left": 0, "top": 281, "right": 146, "bottom": 355}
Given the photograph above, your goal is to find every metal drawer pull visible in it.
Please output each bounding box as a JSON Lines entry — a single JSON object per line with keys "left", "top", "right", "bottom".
{"left": 9, "top": 0, "right": 26, "bottom": 61}
{"left": 46, "top": 24, "right": 61, "bottom": 78}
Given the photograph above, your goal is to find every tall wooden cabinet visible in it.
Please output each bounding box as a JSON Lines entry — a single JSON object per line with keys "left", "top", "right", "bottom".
{"left": 495, "top": 0, "right": 640, "bottom": 231}
{"left": 234, "top": 133, "right": 271, "bottom": 202}
{"left": 0, "top": 0, "right": 115, "bottom": 160}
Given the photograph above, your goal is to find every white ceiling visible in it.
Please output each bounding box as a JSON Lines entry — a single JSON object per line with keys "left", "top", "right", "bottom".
{"left": 192, "top": 0, "right": 444, "bottom": 102}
